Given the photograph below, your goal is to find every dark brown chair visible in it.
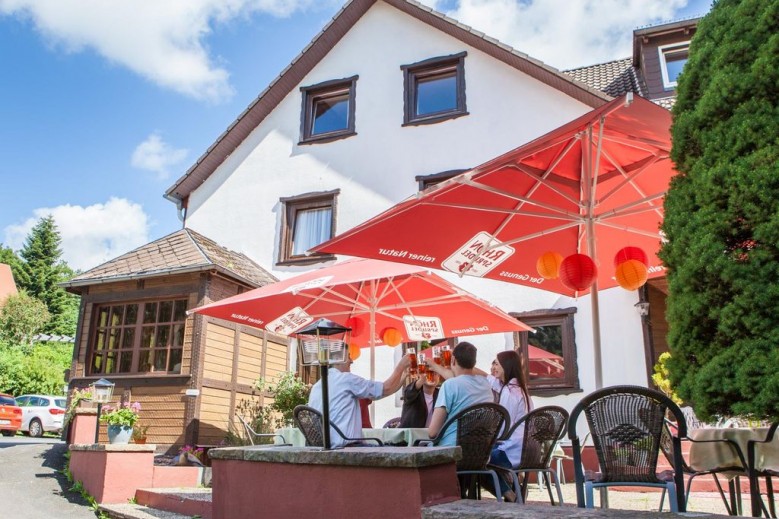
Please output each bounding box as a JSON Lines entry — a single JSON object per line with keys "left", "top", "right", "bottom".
{"left": 293, "top": 405, "right": 383, "bottom": 447}
{"left": 382, "top": 416, "right": 401, "bottom": 428}
{"left": 414, "top": 402, "right": 510, "bottom": 502}
{"left": 495, "top": 406, "right": 569, "bottom": 505}
{"left": 659, "top": 419, "right": 747, "bottom": 515}
{"left": 568, "top": 385, "right": 687, "bottom": 512}
{"left": 748, "top": 421, "right": 779, "bottom": 518}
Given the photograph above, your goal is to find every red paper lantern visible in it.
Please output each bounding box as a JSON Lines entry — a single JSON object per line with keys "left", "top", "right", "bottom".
{"left": 345, "top": 317, "right": 365, "bottom": 338}
{"left": 559, "top": 254, "right": 597, "bottom": 291}
{"left": 348, "top": 343, "right": 361, "bottom": 361}
{"left": 536, "top": 251, "right": 563, "bottom": 280}
{"left": 382, "top": 327, "right": 402, "bottom": 347}
{"left": 615, "top": 259, "right": 648, "bottom": 291}
{"left": 613, "top": 246, "right": 648, "bottom": 268}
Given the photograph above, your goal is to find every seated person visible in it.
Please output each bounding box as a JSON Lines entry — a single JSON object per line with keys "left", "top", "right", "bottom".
{"left": 399, "top": 374, "right": 439, "bottom": 428}
{"left": 427, "top": 342, "right": 493, "bottom": 447}
{"left": 308, "top": 353, "right": 410, "bottom": 448}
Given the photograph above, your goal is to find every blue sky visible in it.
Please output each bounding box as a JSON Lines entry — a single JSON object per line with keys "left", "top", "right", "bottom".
{"left": 0, "top": 0, "right": 711, "bottom": 272}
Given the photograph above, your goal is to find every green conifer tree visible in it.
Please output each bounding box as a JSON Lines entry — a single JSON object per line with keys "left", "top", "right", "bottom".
{"left": 660, "top": 0, "right": 779, "bottom": 420}
{"left": 17, "top": 216, "right": 78, "bottom": 335}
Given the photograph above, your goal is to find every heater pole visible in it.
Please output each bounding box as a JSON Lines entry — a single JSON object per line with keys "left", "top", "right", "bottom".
{"left": 321, "top": 364, "right": 331, "bottom": 450}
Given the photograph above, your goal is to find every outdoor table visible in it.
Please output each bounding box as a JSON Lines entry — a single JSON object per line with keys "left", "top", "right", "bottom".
{"left": 688, "top": 427, "right": 779, "bottom": 516}
{"left": 274, "top": 426, "right": 429, "bottom": 447}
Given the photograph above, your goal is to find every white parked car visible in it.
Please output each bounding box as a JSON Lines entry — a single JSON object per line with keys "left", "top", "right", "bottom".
{"left": 15, "top": 395, "right": 67, "bottom": 437}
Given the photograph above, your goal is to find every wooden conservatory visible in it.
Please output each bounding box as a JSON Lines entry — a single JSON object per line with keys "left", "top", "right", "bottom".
{"left": 62, "top": 229, "right": 287, "bottom": 450}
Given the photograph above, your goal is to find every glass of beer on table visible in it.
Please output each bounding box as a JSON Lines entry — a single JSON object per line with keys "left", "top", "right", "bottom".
{"left": 441, "top": 344, "right": 452, "bottom": 368}
{"left": 407, "top": 346, "right": 418, "bottom": 375}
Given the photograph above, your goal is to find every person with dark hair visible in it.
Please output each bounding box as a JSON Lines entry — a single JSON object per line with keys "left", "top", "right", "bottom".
{"left": 484, "top": 350, "right": 533, "bottom": 502}
{"left": 399, "top": 374, "right": 439, "bottom": 428}
{"left": 427, "top": 342, "right": 493, "bottom": 447}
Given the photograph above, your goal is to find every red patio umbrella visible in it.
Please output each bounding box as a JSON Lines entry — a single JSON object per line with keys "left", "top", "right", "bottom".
{"left": 191, "top": 257, "right": 531, "bottom": 386}
{"left": 314, "top": 94, "right": 676, "bottom": 388}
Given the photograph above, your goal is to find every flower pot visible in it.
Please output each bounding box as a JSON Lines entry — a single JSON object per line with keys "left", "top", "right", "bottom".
{"left": 133, "top": 438, "right": 147, "bottom": 444}
{"left": 107, "top": 424, "right": 133, "bottom": 444}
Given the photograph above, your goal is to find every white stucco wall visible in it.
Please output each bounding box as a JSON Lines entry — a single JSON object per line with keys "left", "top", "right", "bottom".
{"left": 183, "top": 2, "right": 651, "bottom": 427}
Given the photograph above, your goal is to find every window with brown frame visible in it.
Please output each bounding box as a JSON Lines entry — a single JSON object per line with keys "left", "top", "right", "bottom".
{"left": 512, "top": 307, "right": 580, "bottom": 395}
{"left": 278, "top": 190, "right": 338, "bottom": 266}
{"left": 89, "top": 298, "right": 187, "bottom": 376}
{"left": 402, "top": 52, "right": 467, "bottom": 126}
{"left": 299, "top": 76, "right": 357, "bottom": 144}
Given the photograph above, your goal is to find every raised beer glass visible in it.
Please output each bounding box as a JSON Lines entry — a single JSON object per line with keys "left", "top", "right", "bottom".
{"left": 432, "top": 346, "right": 443, "bottom": 383}
{"left": 417, "top": 352, "right": 427, "bottom": 379}
{"left": 441, "top": 344, "right": 452, "bottom": 368}
{"left": 407, "top": 346, "right": 418, "bottom": 375}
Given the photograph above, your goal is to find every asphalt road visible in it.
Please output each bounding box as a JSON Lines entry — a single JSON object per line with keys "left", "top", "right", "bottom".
{"left": 0, "top": 435, "right": 96, "bottom": 518}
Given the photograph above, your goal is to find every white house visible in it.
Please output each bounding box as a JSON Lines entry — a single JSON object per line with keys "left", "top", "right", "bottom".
{"left": 163, "top": 0, "right": 694, "bottom": 426}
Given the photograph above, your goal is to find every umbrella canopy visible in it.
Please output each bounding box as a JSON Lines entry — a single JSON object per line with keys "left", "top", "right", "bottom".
{"left": 314, "top": 94, "right": 676, "bottom": 388}
{"left": 191, "top": 258, "right": 531, "bottom": 382}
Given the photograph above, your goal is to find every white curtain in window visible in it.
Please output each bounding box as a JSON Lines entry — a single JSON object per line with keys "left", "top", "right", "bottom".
{"left": 293, "top": 207, "right": 332, "bottom": 256}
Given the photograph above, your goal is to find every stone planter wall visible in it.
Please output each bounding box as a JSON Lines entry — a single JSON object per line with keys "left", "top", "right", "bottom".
{"left": 69, "top": 444, "right": 201, "bottom": 504}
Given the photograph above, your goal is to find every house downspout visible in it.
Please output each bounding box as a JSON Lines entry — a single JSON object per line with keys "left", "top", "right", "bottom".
{"left": 164, "top": 193, "right": 187, "bottom": 224}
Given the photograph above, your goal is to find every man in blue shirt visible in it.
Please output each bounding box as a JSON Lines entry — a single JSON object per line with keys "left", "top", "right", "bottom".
{"left": 428, "top": 342, "right": 493, "bottom": 447}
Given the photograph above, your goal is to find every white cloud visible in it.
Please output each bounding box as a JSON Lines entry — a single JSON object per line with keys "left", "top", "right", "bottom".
{"left": 4, "top": 198, "right": 150, "bottom": 272}
{"left": 423, "top": 0, "right": 689, "bottom": 69}
{"left": 0, "top": 0, "right": 315, "bottom": 103}
{"left": 131, "top": 132, "right": 189, "bottom": 180}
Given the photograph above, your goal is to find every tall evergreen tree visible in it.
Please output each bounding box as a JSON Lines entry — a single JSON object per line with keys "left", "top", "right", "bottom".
{"left": 660, "top": 0, "right": 779, "bottom": 419}
{"left": 17, "top": 216, "right": 78, "bottom": 336}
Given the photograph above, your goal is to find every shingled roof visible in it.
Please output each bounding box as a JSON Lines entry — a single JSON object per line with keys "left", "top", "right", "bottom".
{"left": 563, "top": 58, "right": 643, "bottom": 98}
{"left": 62, "top": 228, "right": 277, "bottom": 293}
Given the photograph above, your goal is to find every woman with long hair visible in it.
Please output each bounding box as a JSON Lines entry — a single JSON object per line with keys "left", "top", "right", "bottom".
{"left": 486, "top": 350, "right": 532, "bottom": 502}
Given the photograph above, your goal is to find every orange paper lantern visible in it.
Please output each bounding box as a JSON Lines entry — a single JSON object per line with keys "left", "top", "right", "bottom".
{"left": 345, "top": 317, "right": 365, "bottom": 338}
{"left": 614, "top": 246, "right": 648, "bottom": 267}
{"left": 382, "top": 327, "right": 403, "bottom": 347}
{"left": 348, "top": 343, "right": 361, "bottom": 361}
{"left": 615, "top": 259, "right": 648, "bottom": 291}
{"left": 536, "top": 251, "right": 563, "bottom": 279}
{"left": 559, "top": 254, "right": 597, "bottom": 291}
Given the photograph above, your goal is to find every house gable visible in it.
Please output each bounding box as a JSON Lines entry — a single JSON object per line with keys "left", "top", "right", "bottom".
{"left": 164, "top": 0, "right": 609, "bottom": 205}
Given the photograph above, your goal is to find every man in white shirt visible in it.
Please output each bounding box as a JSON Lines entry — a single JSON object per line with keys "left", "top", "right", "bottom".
{"left": 308, "top": 354, "right": 411, "bottom": 448}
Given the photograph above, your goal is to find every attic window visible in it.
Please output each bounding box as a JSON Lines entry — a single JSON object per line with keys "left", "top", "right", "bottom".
{"left": 300, "top": 76, "right": 357, "bottom": 144}
{"left": 659, "top": 42, "right": 689, "bottom": 89}
{"left": 402, "top": 52, "right": 467, "bottom": 126}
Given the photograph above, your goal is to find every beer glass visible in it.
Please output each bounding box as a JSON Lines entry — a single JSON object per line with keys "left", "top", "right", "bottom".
{"left": 432, "top": 346, "right": 443, "bottom": 383}
{"left": 417, "top": 352, "right": 427, "bottom": 379}
{"left": 442, "top": 344, "right": 452, "bottom": 368}
{"left": 407, "top": 346, "right": 418, "bottom": 375}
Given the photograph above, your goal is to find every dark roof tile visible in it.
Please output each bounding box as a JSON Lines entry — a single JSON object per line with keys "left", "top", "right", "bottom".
{"left": 563, "top": 58, "right": 642, "bottom": 98}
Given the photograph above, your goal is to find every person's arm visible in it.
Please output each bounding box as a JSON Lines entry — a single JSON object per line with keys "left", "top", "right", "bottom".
{"left": 426, "top": 361, "right": 453, "bottom": 380}
{"left": 382, "top": 354, "right": 411, "bottom": 396}
{"left": 473, "top": 367, "right": 488, "bottom": 377}
{"left": 403, "top": 378, "right": 423, "bottom": 402}
{"left": 428, "top": 407, "right": 448, "bottom": 438}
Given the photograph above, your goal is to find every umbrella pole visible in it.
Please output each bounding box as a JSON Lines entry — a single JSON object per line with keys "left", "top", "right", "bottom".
{"left": 369, "top": 304, "right": 376, "bottom": 426}
{"left": 590, "top": 280, "right": 603, "bottom": 389}
{"left": 585, "top": 123, "right": 604, "bottom": 389}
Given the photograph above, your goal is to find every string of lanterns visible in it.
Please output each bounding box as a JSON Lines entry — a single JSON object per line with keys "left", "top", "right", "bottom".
{"left": 536, "top": 246, "right": 650, "bottom": 291}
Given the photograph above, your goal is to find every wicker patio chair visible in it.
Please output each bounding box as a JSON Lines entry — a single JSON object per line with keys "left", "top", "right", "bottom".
{"left": 493, "top": 406, "right": 569, "bottom": 505}
{"left": 568, "top": 385, "right": 687, "bottom": 513}
{"left": 414, "top": 402, "right": 510, "bottom": 502}
{"left": 382, "top": 416, "right": 401, "bottom": 428}
{"left": 748, "top": 421, "right": 779, "bottom": 518}
{"left": 292, "top": 405, "right": 383, "bottom": 447}
{"left": 658, "top": 418, "right": 747, "bottom": 515}
{"left": 236, "top": 415, "right": 290, "bottom": 446}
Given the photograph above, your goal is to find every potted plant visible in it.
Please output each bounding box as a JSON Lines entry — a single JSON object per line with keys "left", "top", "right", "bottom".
{"left": 99, "top": 402, "right": 141, "bottom": 444}
{"left": 132, "top": 424, "right": 149, "bottom": 444}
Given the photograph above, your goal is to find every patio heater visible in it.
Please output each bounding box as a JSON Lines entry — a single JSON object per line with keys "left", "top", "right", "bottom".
{"left": 90, "top": 378, "right": 114, "bottom": 443}
{"left": 296, "top": 319, "right": 351, "bottom": 450}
